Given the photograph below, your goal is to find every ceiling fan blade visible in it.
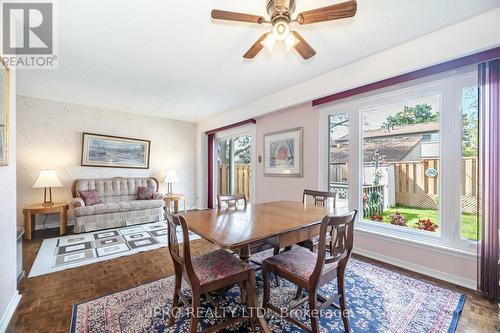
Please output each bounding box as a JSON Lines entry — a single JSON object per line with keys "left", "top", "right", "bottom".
{"left": 292, "top": 31, "right": 316, "bottom": 60}
{"left": 243, "top": 33, "right": 269, "bottom": 59}
{"left": 211, "top": 9, "right": 265, "bottom": 24}
{"left": 297, "top": 0, "right": 357, "bottom": 25}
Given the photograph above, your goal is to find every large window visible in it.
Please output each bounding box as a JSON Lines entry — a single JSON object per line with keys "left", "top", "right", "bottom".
{"left": 361, "top": 94, "right": 442, "bottom": 234}
{"left": 322, "top": 68, "right": 479, "bottom": 252}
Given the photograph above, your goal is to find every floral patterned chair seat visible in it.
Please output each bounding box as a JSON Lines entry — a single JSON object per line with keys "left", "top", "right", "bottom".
{"left": 191, "top": 249, "right": 251, "bottom": 285}
{"left": 263, "top": 246, "right": 337, "bottom": 281}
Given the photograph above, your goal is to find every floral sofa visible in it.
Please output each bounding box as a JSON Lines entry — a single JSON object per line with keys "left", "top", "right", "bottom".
{"left": 70, "top": 177, "right": 165, "bottom": 233}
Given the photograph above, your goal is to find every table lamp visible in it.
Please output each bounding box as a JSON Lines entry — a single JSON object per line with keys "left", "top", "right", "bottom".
{"left": 32, "top": 169, "right": 63, "bottom": 206}
{"left": 164, "top": 169, "right": 178, "bottom": 194}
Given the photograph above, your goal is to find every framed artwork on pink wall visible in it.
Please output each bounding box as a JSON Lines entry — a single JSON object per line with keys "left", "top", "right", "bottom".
{"left": 263, "top": 127, "right": 303, "bottom": 177}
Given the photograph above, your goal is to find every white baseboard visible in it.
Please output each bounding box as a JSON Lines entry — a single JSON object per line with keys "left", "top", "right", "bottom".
{"left": 353, "top": 247, "right": 477, "bottom": 290}
{"left": 0, "top": 292, "right": 21, "bottom": 333}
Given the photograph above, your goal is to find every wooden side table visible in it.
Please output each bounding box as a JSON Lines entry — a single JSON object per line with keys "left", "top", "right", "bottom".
{"left": 165, "top": 194, "right": 186, "bottom": 214}
{"left": 23, "top": 202, "right": 69, "bottom": 240}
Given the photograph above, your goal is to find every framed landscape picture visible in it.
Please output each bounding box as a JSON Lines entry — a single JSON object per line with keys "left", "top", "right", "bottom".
{"left": 0, "top": 60, "right": 10, "bottom": 167}
{"left": 81, "top": 133, "right": 151, "bottom": 169}
{"left": 264, "top": 127, "right": 303, "bottom": 177}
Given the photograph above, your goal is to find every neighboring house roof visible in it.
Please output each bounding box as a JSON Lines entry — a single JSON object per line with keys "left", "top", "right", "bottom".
{"left": 335, "top": 122, "right": 439, "bottom": 142}
{"left": 332, "top": 135, "right": 422, "bottom": 164}
{"left": 330, "top": 122, "right": 440, "bottom": 164}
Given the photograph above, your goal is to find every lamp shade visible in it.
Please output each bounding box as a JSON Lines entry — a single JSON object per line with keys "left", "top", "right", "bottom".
{"left": 164, "top": 169, "right": 178, "bottom": 183}
{"left": 32, "top": 169, "right": 64, "bottom": 188}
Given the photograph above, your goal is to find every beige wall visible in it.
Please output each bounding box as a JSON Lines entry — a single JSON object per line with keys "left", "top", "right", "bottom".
{"left": 16, "top": 96, "right": 197, "bottom": 229}
{"left": 255, "top": 103, "right": 319, "bottom": 203}
{"left": 0, "top": 70, "right": 19, "bottom": 330}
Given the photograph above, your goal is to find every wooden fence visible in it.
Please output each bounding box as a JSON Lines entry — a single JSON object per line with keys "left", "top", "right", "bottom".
{"left": 330, "top": 158, "right": 478, "bottom": 213}
{"left": 217, "top": 164, "right": 251, "bottom": 199}
{"left": 395, "top": 158, "right": 478, "bottom": 213}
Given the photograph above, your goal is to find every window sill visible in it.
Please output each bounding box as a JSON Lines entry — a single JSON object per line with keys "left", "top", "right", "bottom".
{"left": 355, "top": 220, "right": 477, "bottom": 260}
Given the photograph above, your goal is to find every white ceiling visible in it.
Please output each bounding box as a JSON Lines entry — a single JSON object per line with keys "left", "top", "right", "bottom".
{"left": 17, "top": 0, "right": 500, "bottom": 122}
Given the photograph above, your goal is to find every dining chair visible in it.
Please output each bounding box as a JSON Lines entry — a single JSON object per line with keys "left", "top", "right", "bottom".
{"left": 166, "top": 213, "right": 265, "bottom": 333}
{"left": 217, "top": 193, "right": 247, "bottom": 209}
{"left": 217, "top": 194, "right": 280, "bottom": 286}
{"left": 262, "top": 210, "right": 357, "bottom": 333}
{"left": 298, "top": 189, "right": 337, "bottom": 252}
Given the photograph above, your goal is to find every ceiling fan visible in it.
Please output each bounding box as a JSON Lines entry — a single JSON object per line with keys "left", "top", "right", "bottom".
{"left": 211, "top": 0, "right": 357, "bottom": 60}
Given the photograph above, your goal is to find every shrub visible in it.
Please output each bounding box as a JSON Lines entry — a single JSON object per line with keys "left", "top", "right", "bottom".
{"left": 417, "top": 219, "right": 438, "bottom": 232}
{"left": 389, "top": 211, "right": 407, "bottom": 226}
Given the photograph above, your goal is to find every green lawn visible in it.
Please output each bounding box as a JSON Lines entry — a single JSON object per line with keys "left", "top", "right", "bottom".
{"left": 375, "top": 205, "right": 478, "bottom": 241}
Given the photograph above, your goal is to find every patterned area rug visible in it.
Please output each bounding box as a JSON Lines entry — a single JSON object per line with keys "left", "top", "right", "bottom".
{"left": 29, "top": 221, "right": 200, "bottom": 277}
{"left": 70, "top": 258, "right": 465, "bottom": 333}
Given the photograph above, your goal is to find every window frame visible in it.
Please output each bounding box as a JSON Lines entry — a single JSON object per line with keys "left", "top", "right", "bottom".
{"left": 318, "top": 68, "right": 477, "bottom": 253}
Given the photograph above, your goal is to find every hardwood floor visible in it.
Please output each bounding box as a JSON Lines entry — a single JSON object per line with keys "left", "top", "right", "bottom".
{"left": 7, "top": 227, "right": 500, "bottom": 333}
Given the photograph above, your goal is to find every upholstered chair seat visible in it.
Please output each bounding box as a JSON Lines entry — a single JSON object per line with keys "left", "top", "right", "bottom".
{"left": 191, "top": 249, "right": 251, "bottom": 285}
{"left": 263, "top": 246, "right": 337, "bottom": 281}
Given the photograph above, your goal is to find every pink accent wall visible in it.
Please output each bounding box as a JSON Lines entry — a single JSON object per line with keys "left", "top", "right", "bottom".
{"left": 255, "top": 103, "right": 320, "bottom": 204}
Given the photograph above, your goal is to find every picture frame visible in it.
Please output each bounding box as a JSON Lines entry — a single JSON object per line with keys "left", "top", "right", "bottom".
{"left": 0, "top": 60, "right": 10, "bottom": 167}
{"left": 263, "top": 127, "right": 303, "bottom": 177}
{"left": 81, "top": 132, "right": 151, "bottom": 169}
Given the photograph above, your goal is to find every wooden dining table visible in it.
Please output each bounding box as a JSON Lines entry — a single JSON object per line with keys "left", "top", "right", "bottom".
{"left": 184, "top": 200, "right": 347, "bottom": 261}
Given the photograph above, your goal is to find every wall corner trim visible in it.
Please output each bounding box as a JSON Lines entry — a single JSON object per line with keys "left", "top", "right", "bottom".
{"left": 0, "top": 291, "right": 21, "bottom": 333}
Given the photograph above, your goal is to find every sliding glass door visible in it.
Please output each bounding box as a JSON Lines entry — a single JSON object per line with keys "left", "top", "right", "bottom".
{"left": 216, "top": 132, "right": 253, "bottom": 203}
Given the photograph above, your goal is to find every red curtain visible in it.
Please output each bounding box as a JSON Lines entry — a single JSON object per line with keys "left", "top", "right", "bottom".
{"left": 479, "top": 59, "right": 500, "bottom": 299}
{"left": 207, "top": 133, "right": 215, "bottom": 209}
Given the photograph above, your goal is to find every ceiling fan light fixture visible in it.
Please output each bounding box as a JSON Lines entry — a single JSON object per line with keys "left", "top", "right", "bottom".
{"left": 272, "top": 20, "right": 290, "bottom": 41}
{"left": 261, "top": 33, "right": 276, "bottom": 52}
{"left": 211, "top": 0, "right": 358, "bottom": 59}
{"left": 285, "top": 33, "right": 299, "bottom": 51}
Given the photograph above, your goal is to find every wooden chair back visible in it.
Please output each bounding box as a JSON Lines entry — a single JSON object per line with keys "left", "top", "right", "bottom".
{"left": 312, "top": 210, "right": 357, "bottom": 279}
{"left": 166, "top": 213, "right": 200, "bottom": 285}
{"left": 217, "top": 194, "right": 247, "bottom": 209}
{"left": 303, "top": 189, "right": 337, "bottom": 208}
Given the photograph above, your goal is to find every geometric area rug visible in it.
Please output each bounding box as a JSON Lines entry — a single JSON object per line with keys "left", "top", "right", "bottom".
{"left": 70, "top": 258, "right": 466, "bottom": 333}
{"left": 28, "top": 221, "right": 200, "bottom": 278}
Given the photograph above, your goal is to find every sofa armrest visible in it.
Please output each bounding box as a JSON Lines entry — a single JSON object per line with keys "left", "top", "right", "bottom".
{"left": 70, "top": 197, "right": 85, "bottom": 209}
{"left": 153, "top": 192, "right": 165, "bottom": 201}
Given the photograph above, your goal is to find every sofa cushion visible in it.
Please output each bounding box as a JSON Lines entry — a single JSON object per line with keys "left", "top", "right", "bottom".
{"left": 75, "top": 202, "right": 121, "bottom": 217}
{"left": 137, "top": 186, "right": 155, "bottom": 200}
{"left": 73, "top": 178, "right": 159, "bottom": 203}
{"left": 75, "top": 200, "right": 164, "bottom": 217}
{"left": 79, "top": 190, "right": 99, "bottom": 206}
{"left": 118, "top": 200, "right": 164, "bottom": 212}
